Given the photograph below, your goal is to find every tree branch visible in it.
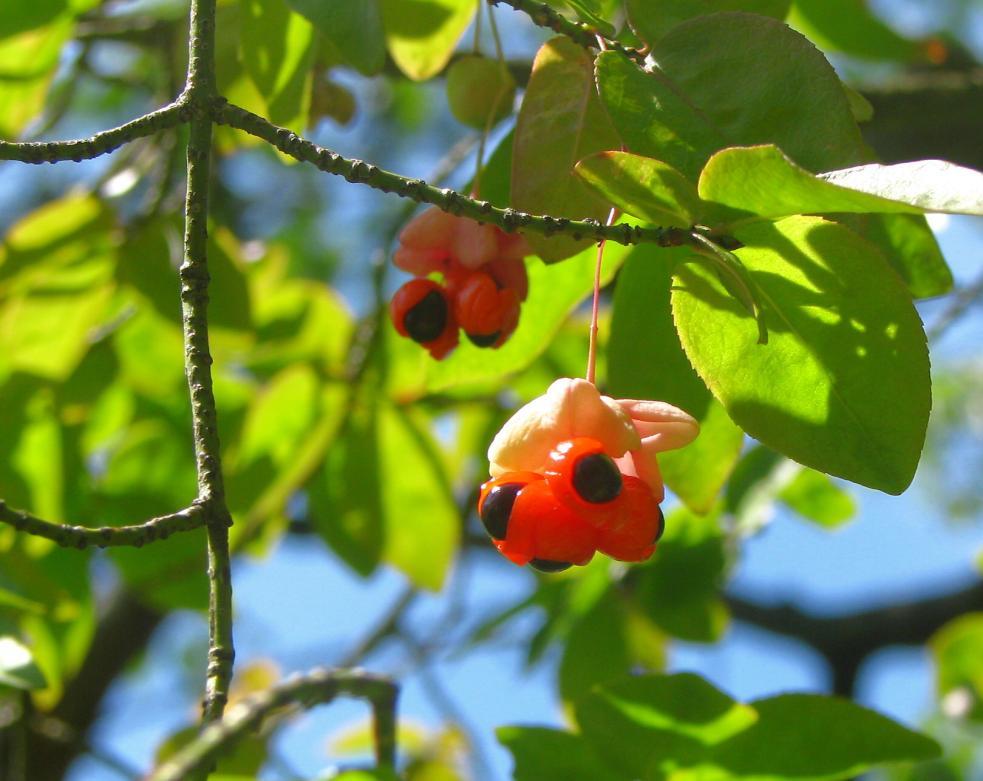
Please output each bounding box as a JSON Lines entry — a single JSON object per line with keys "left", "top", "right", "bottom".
{"left": 0, "top": 501, "right": 207, "bottom": 549}
{"left": 0, "top": 101, "right": 188, "bottom": 163}
{"left": 180, "top": 0, "right": 235, "bottom": 726}
{"left": 726, "top": 579, "right": 983, "bottom": 695}
{"left": 145, "top": 669, "right": 398, "bottom": 781}
{"left": 212, "top": 100, "right": 694, "bottom": 249}
{"left": 487, "top": 0, "right": 646, "bottom": 66}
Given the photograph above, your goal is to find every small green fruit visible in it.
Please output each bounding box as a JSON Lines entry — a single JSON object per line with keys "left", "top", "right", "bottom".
{"left": 446, "top": 55, "right": 516, "bottom": 129}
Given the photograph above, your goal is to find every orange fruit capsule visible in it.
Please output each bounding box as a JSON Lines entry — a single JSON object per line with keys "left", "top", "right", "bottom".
{"left": 390, "top": 278, "right": 459, "bottom": 359}
{"left": 595, "top": 476, "right": 664, "bottom": 563}
{"left": 484, "top": 476, "right": 596, "bottom": 569}
{"left": 544, "top": 437, "right": 624, "bottom": 529}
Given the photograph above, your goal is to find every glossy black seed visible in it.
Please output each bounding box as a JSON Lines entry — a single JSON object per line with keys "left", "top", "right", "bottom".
{"left": 467, "top": 331, "right": 501, "bottom": 348}
{"left": 480, "top": 482, "right": 523, "bottom": 540}
{"left": 529, "top": 558, "right": 572, "bottom": 573}
{"left": 572, "top": 453, "right": 622, "bottom": 503}
{"left": 404, "top": 290, "right": 447, "bottom": 343}
{"left": 653, "top": 507, "right": 666, "bottom": 543}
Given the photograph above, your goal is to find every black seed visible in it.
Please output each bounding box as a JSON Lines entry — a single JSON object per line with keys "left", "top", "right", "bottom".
{"left": 480, "top": 482, "right": 522, "bottom": 540}
{"left": 529, "top": 559, "right": 572, "bottom": 573}
{"left": 653, "top": 507, "right": 666, "bottom": 543}
{"left": 404, "top": 290, "right": 447, "bottom": 343}
{"left": 572, "top": 453, "right": 622, "bottom": 503}
{"left": 467, "top": 331, "right": 500, "bottom": 348}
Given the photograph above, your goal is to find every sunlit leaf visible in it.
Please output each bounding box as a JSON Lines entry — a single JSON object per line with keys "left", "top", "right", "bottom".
{"left": 0, "top": 635, "right": 47, "bottom": 690}
{"left": 576, "top": 673, "right": 757, "bottom": 779}
{"left": 239, "top": 0, "right": 315, "bottom": 128}
{"left": 672, "top": 216, "right": 931, "bottom": 494}
{"left": 381, "top": 0, "right": 475, "bottom": 81}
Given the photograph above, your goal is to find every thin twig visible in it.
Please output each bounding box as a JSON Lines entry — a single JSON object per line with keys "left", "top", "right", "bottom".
{"left": 145, "top": 669, "right": 398, "bottom": 781}
{"left": 0, "top": 101, "right": 188, "bottom": 163}
{"left": 487, "top": 0, "right": 646, "bottom": 66}
{"left": 212, "top": 100, "right": 692, "bottom": 249}
{"left": 0, "top": 501, "right": 208, "bottom": 549}
{"left": 180, "top": 0, "right": 236, "bottom": 725}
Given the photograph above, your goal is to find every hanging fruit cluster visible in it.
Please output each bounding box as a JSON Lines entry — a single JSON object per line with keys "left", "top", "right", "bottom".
{"left": 389, "top": 207, "right": 531, "bottom": 359}
{"left": 479, "top": 379, "right": 699, "bottom": 571}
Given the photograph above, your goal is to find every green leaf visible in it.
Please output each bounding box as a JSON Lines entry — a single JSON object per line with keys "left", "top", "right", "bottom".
{"left": 380, "top": 0, "right": 475, "bottom": 81}
{"left": 820, "top": 161, "right": 983, "bottom": 216}
{"left": 0, "top": 17, "right": 71, "bottom": 137}
{"left": 287, "top": 0, "right": 385, "bottom": 75}
{"left": 839, "top": 213, "right": 952, "bottom": 300}
{"left": 311, "top": 402, "right": 459, "bottom": 590}
{"left": 931, "top": 613, "right": 983, "bottom": 721}
{"left": 0, "top": 0, "right": 67, "bottom": 39}
{"left": 703, "top": 694, "right": 941, "bottom": 778}
{"left": 626, "top": 0, "right": 790, "bottom": 44}
{"left": 777, "top": 468, "right": 855, "bottom": 528}
{"left": 576, "top": 673, "right": 758, "bottom": 779}
{"left": 239, "top": 0, "right": 314, "bottom": 128}
{"left": 0, "top": 636, "right": 47, "bottom": 690}
{"left": 672, "top": 216, "right": 931, "bottom": 494}
{"left": 700, "top": 146, "right": 983, "bottom": 222}
{"left": 0, "top": 194, "right": 116, "bottom": 381}
{"left": 601, "top": 13, "right": 866, "bottom": 183}
{"left": 559, "top": 588, "right": 632, "bottom": 704}
{"left": 497, "top": 726, "right": 621, "bottom": 781}
{"left": 576, "top": 151, "right": 703, "bottom": 227}
{"left": 608, "top": 246, "right": 743, "bottom": 512}
{"left": 512, "top": 36, "right": 621, "bottom": 262}
{"left": 789, "top": 0, "right": 920, "bottom": 61}
{"left": 634, "top": 508, "right": 729, "bottom": 641}
{"left": 596, "top": 50, "right": 725, "bottom": 182}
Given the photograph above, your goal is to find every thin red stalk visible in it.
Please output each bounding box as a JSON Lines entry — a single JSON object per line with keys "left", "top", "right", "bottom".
{"left": 586, "top": 207, "right": 618, "bottom": 385}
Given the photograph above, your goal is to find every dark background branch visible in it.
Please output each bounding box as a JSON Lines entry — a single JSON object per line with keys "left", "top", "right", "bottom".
{"left": 726, "top": 579, "right": 983, "bottom": 695}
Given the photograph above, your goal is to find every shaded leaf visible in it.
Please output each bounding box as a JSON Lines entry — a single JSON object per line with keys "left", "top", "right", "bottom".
{"left": 559, "top": 588, "right": 631, "bottom": 704}
{"left": 512, "top": 36, "right": 620, "bottom": 262}
{"left": 576, "top": 151, "right": 703, "bottom": 227}
{"left": 789, "top": 0, "right": 920, "bottom": 61}
{"left": 626, "top": 0, "right": 790, "bottom": 44}
{"left": 931, "top": 613, "right": 983, "bottom": 722}
{"left": 703, "top": 694, "right": 941, "bottom": 778}
{"left": 497, "top": 726, "right": 620, "bottom": 781}
{"left": 608, "top": 246, "right": 743, "bottom": 512}
{"left": 288, "top": 0, "right": 385, "bottom": 75}
{"left": 634, "top": 508, "right": 729, "bottom": 641}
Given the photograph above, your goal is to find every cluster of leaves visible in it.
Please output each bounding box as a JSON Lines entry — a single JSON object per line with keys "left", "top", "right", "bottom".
{"left": 2, "top": 0, "right": 983, "bottom": 780}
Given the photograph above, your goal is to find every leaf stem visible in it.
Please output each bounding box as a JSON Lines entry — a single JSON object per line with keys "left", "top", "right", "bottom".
{"left": 586, "top": 207, "right": 617, "bottom": 385}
